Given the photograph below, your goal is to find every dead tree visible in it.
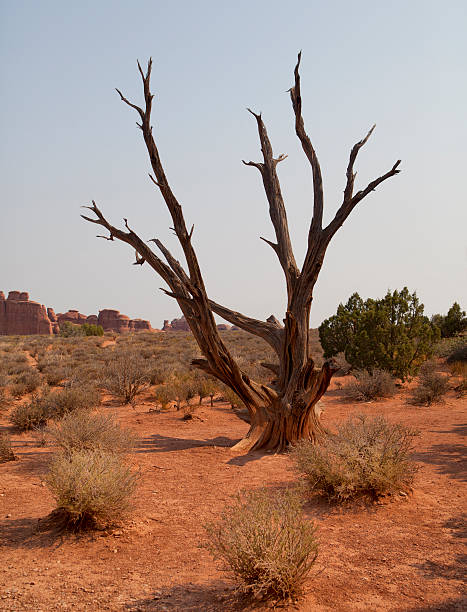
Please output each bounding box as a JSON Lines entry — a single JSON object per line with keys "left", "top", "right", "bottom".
{"left": 82, "top": 54, "right": 400, "bottom": 452}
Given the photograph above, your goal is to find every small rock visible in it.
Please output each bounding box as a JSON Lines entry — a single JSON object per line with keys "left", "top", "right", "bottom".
{"left": 6, "top": 514, "right": 11, "bottom": 518}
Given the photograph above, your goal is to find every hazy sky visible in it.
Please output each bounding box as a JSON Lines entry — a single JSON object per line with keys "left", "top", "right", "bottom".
{"left": 1, "top": 0, "right": 466, "bottom": 329}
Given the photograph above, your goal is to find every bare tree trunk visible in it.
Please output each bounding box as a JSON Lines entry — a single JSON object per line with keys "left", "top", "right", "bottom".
{"left": 82, "top": 54, "right": 400, "bottom": 452}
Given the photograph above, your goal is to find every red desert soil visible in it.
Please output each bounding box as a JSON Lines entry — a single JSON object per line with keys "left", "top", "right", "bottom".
{"left": 1, "top": 378, "right": 466, "bottom": 611}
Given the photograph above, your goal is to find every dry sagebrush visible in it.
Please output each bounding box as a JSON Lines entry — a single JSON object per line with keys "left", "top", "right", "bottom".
{"left": 291, "top": 415, "right": 419, "bottom": 502}
{"left": 47, "top": 410, "right": 135, "bottom": 455}
{"left": 0, "top": 433, "right": 16, "bottom": 463}
{"left": 341, "top": 369, "right": 397, "bottom": 401}
{"left": 45, "top": 449, "right": 138, "bottom": 529}
{"left": 203, "top": 488, "right": 318, "bottom": 602}
{"left": 411, "top": 360, "right": 450, "bottom": 406}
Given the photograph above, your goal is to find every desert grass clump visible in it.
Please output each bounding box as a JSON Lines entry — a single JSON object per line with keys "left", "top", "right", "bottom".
{"left": 411, "top": 360, "right": 450, "bottom": 406}
{"left": 45, "top": 449, "right": 138, "bottom": 529}
{"left": 47, "top": 410, "right": 135, "bottom": 455}
{"left": 0, "top": 433, "right": 16, "bottom": 463}
{"left": 342, "top": 369, "right": 397, "bottom": 401}
{"left": 203, "top": 488, "right": 317, "bottom": 602}
{"left": 291, "top": 415, "right": 419, "bottom": 502}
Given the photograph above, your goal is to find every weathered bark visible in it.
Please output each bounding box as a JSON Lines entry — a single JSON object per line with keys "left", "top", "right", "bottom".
{"left": 82, "top": 54, "right": 400, "bottom": 452}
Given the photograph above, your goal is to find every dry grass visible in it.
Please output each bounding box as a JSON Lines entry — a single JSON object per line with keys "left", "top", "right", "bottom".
{"left": 203, "top": 488, "right": 318, "bottom": 602}
{"left": 291, "top": 415, "right": 419, "bottom": 502}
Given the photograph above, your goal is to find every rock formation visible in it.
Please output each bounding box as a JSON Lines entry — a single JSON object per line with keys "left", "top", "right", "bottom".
{"left": 47, "top": 308, "right": 60, "bottom": 334}
{"left": 162, "top": 316, "right": 233, "bottom": 332}
{"left": 57, "top": 310, "right": 88, "bottom": 326}
{"left": 0, "top": 290, "right": 154, "bottom": 336}
{"left": 162, "top": 316, "right": 191, "bottom": 332}
{"left": 129, "top": 318, "right": 152, "bottom": 332}
{"left": 0, "top": 291, "right": 53, "bottom": 335}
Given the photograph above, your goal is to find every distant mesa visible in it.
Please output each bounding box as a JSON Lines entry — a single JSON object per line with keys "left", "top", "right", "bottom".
{"left": 0, "top": 290, "right": 155, "bottom": 336}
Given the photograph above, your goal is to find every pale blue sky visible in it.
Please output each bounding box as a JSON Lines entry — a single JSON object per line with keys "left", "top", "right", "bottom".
{"left": 1, "top": 0, "right": 466, "bottom": 328}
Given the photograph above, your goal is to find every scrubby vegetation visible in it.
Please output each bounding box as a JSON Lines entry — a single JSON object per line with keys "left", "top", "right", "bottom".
{"left": 341, "top": 369, "right": 397, "bottom": 401}
{"left": 0, "top": 432, "right": 16, "bottom": 463}
{"left": 101, "top": 349, "right": 154, "bottom": 405}
{"left": 47, "top": 410, "right": 135, "bottom": 455}
{"left": 45, "top": 449, "right": 138, "bottom": 529}
{"left": 411, "top": 360, "right": 450, "bottom": 406}
{"left": 319, "top": 288, "right": 439, "bottom": 379}
{"left": 291, "top": 415, "right": 419, "bottom": 502}
{"left": 59, "top": 321, "right": 104, "bottom": 337}
{"left": 203, "top": 488, "right": 318, "bottom": 602}
{"left": 10, "top": 386, "right": 99, "bottom": 430}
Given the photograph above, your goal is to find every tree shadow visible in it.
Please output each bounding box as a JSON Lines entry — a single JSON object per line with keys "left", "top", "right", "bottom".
{"left": 433, "top": 423, "right": 467, "bottom": 437}
{"left": 124, "top": 581, "right": 268, "bottom": 611}
{"left": 404, "top": 598, "right": 467, "bottom": 611}
{"left": 443, "top": 514, "right": 467, "bottom": 539}
{"left": 0, "top": 516, "right": 66, "bottom": 550}
{"left": 413, "top": 555, "right": 467, "bottom": 582}
{"left": 226, "top": 451, "right": 275, "bottom": 466}
{"left": 0, "top": 513, "right": 113, "bottom": 551}
{"left": 136, "top": 434, "right": 240, "bottom": 453}
{"left": 413, "top": 443, "right": 466, "bottom": 481}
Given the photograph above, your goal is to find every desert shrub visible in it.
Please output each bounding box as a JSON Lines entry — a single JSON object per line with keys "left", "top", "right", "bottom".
{"left": 203, "top": 488, "right": 317, "bottom": 602}
{"left": 0, "top": 433, "right": 16, "bottom": 463}
{"left": 82, "top": 323, "right": 104, "bottom": 337}
{"left": 222, "top": 386, "right": 242, "bottom": 408}
{"left": 10, "top": 386, "right": 99, "bottom": 430}
{"left": 59, "top": 322, "right": 85, "bottom": 337}
{"left": 0, "top": 387, "right": 7, "bottom": 409}
{"left": 445, "top": 338, "right": 467, "bottom": 365}
{"left": 44, "top": 386, "right": 100, "bottom": 419}
{"left": 14, "top": 367, "right": 42, "bottom": 393}
{"left": 411, "top": 361, "right": 450, "bottom": 406}
{"left": 3, "top": 355, "right": 30, "bottom": 376}
{"left": 10, "top": 383, "right": 31, "bottom": 398}
{"left": 0, "top": 372, "right": 9, "bottom": 387}
{"left": 45, "top": 449, "right": 138, "bottom": 528}
{"left": 44, "top": 367, "right": 68, "bottom": 386}
{"left": 341, "top": 369, "right": 397, "bottom": 401}
{"left": 153, "top": 384, "right": 175, "bottom": 410}
{"left": 101, "top": 350, "right": 152, "bottom": 404}
{"left": 331, "top": 352, "right": 351, "bottom": 376}
{"left": 319, "top": 288, "right": 439, "bottom": 380}
{"left": 10, "top": 393, "right": 51, "bottom": 430}
{"left": 47, "top": 410, "right": 135, "bottom": 455}
{"left": 291, "top": 415, "right": 419, "bottom": 502}
{"left": 198, "top": 377, "right": 220, "bottom": 406}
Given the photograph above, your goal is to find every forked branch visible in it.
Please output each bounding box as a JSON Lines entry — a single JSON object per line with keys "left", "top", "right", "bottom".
{"left": 243, "top": 109, "right": 299, "bottom": 300}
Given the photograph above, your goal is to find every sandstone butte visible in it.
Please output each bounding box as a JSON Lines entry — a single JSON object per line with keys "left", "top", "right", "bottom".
{"left": 0, "top": 290, "right": 154, "bottom": 336}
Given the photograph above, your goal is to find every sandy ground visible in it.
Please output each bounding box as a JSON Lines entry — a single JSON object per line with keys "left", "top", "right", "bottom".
{"left": 0, "top": 377, "right": 466, "bottom": 611}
